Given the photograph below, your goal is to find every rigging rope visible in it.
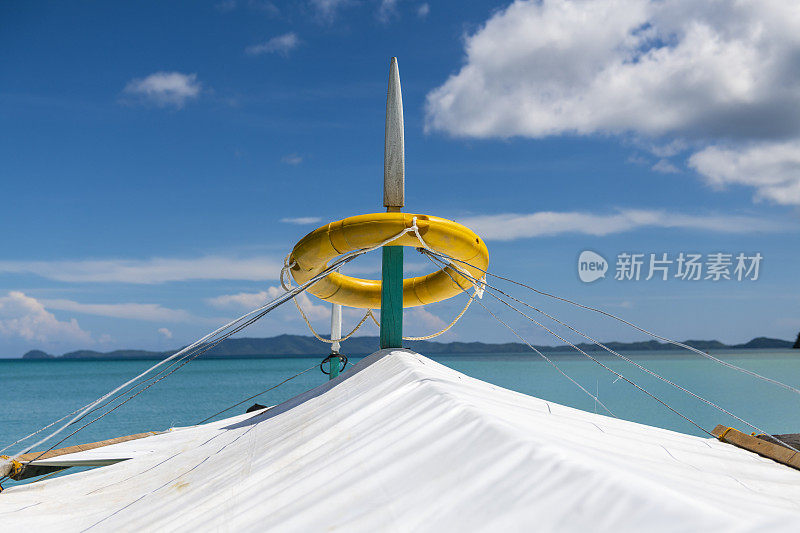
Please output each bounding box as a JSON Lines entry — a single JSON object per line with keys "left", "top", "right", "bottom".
{"left": 421, "top": 248, "right": 800, "bottom": 398}
{"left": 196, "top": 363, "right": 319, "bottom": 425}
{"left": 293, "top": 297, "right": 374, "bottom": 344}
{"left": 476, "top": 298, "right": 616, "bottom": 417}
{"left": 426, "top": 252, "right": 716, "bottom": 437}
{"left": 364, "top": 293, "right": 480, "bottom": 341}
{"left": 20, "top": 295, "right": 295, "bottom": 469}
{"left": 401, "top": 293, "right": 477, "bottom": 341}
{"left": 422, "top": 253, "right": 615, "bottom": 416}
{"left": 459, "top": 268, "right": 797, "bottom": 449}
{"left": 294, "top": 293, "right": 476, "bottom": 343}
{"left": 1, "top": 295, "right": 313, "bottom": 483}
{"left": 29, "top": 307, "right": 280, "bottom": 453}
{"left": 1, "top": 245, "right": 375, "bottom": 475}
{"left": 425, "top": 251, "right": 800, "bottom": 451}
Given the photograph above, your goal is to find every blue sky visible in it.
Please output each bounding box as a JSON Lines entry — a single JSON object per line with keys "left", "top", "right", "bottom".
{"left": 1, "top": 0, "right": 799, "bottom": 357}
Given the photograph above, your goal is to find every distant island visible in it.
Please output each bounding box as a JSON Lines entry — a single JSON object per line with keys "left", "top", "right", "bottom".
{"left": 20, "top": 334, "right": 797, "bottom": 360}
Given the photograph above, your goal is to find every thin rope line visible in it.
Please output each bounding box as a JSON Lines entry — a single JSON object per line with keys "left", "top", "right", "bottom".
{"left": 4, "top": 304, "right": 274, "bottom": 460}
{"left": 32, "top": 469, "right": 63, "bottom": 483}
{"left": 426, "top": 252, "right": 715, "bottom": 438}
{"left": 367, "top": 292, "right": 478, "bottom": 340}
{"left": 0, "top": 408, "right": 82, "bottom": 455}
{"left": 477, "top": 299, "right": 616, "bottom": 417}
{"left": 422, "top": 248, "right": 800, "bottom": 397}
{"left": 369, "top": 310, "right": 380, "bottom": 326}
{"left": 402, "top": 294, "right": 477, "bottom": 341}
{"left": 13, "top": 308, "right": 277, "bottom": 471}
{"left": 2, "top": 250, "right": 366, "bottom": 473}
{"left": 0, "top": 340, "right": 225, "bottom": 456}
{"left": 196, "top": 364, "right": 318, "bottom": 425}
{"left": 36, "top": 331, "right": 249, "bottom": 442}
{"left": 293, "top": 298, "right": 375, "bottom": 344}
{"left": 300, "top": 295, "right": 473, "bottom": 343}
{"left": 426, "top": 252, "right": 800, "bottom": 449}
{"left": 3, "top": 222, "right": 443, "bottom": 474}
{"left": 453, "top": 264, "right": 799, "bottom": 451}
{"left": 424, "top": 254, "right": 615, "bottom": 417}
{"left": 8, "top": 291, "right": 307, "bottom": 476}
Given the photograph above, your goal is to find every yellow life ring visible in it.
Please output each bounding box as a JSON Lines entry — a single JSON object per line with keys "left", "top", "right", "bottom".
{"left": 288, "top": 213, "right": 489, "bottom": 309}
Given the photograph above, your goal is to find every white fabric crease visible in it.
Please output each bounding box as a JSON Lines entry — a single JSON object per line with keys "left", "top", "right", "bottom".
{"left": 2, "top": 350, "right": 800, "bottom": 532}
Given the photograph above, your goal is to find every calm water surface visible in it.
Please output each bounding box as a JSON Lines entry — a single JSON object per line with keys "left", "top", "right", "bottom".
{"left": 2, "top": 349, "right": 800, "bottom": 466}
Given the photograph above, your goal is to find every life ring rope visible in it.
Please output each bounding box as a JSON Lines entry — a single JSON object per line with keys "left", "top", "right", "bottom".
{"left": 284, "top": 213, "right": 489, "bottom": 309}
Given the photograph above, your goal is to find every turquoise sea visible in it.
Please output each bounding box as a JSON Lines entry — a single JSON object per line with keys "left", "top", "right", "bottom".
{"left": 2, "top": 349, "right": 800, "bottom": 484}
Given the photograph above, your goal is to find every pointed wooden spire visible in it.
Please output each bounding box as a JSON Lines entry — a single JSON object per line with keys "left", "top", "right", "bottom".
{"left": 384, "top": 57, "right": 405, "bottom": 210}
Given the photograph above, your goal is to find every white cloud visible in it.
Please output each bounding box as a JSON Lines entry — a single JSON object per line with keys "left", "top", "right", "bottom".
{"left": 295, "top": 293, "right": 329, "bottom": 321}
{"left": 417, "top": 3, "right": 429, "bottom": 19}
{"left": 158, "top": 327, "right": 173, "bottom": 339}
{"left": 459, "top": 209, "right": 787, "bottom": 241}
{"left": 689, "top": 141, "right": 800, "bottom": 205}
{"left": 627, "top": 154, "right": 650, "bottom": 166}
{"left": 123, "top": 72, "right": 202, "bottom": 108}
{"left": 281, "top": 153, "right": 303, "bottom": 165}
{"left": 215, "top": 0, "right": 237, "bottom": 12}
{"left": 425, "top": 0, "right": 800, "bottom": 206}
{"left": 280, "top": 216, "right": 321, "bottom": 225}
{"left": 0, "top": 253, "right": 424, "bottom": 285}
{"left": 248, "top": 0, "right": 279, "bottom": 14}
{"left": 0, "top": 292, "right": 92, "bottom": 344}
{"left": 208, "top": 288, "right": 329, "bottom": 320}
{"left": 652, "top": 159, "right": 680, "bottom": 174}
{"left": 377, "top": 0, "right": 399, "bottom": 22}
{"left": 40, "top": 299, "right": 195, "bottom": 323}
{"left": 405, "top": 306, "right": 447, "bottom": 335}
{"left": 426, "top": 0, "right": 800, "bottom": 140}
{"left": 207, "top": 288, "right": 284, "bottom": 309}
{"left": 246, "top": 33, "right": 300, "bottom": 56}
{"left": 309, "top": 0, "right": 351, "bottom": 22}
{"left": 647, "top": 140, "right": 688, "bottom": 158}
{"left": 0, "top": 255, "right": 283, "bottom": 284}
{"left": 216, "top": 1, "right": 278, "bottom": 14}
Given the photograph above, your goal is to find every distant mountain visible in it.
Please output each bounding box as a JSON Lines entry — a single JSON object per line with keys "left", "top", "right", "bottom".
{"left": 20, "top": 334, "right": 796, "bottom": 360}
{"left": 734, "top": 337, "right": 794, "bottom": 350}
{"left": 61, "top": 349, "right": 163, "bottom": 359}
{"left": 21, "top": 349, "right": 54, "bottom": 359}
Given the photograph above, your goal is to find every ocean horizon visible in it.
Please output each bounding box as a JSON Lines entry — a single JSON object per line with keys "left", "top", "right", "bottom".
{"left": 4, "top": 348, "right": 799, "bottom": 462}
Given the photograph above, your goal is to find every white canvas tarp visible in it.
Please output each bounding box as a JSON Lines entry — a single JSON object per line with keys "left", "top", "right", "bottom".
{"left": 2, "top": 349, "right": 800, "bottom": 531}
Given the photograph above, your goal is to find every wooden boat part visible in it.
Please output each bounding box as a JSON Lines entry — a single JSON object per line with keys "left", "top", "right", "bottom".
{"left": 8, "top": 431, "right": 160, "bottom": 481}
{"left": 712, "top": 424, "right": 800, "bottom": 471}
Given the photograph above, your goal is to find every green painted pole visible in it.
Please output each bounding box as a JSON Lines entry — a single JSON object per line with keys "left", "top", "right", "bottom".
{"left": 380, "top": 245, "right": 403, "bottom": 348}
{"left": 328, "top": 355, "right": 340, "bottom": 380}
